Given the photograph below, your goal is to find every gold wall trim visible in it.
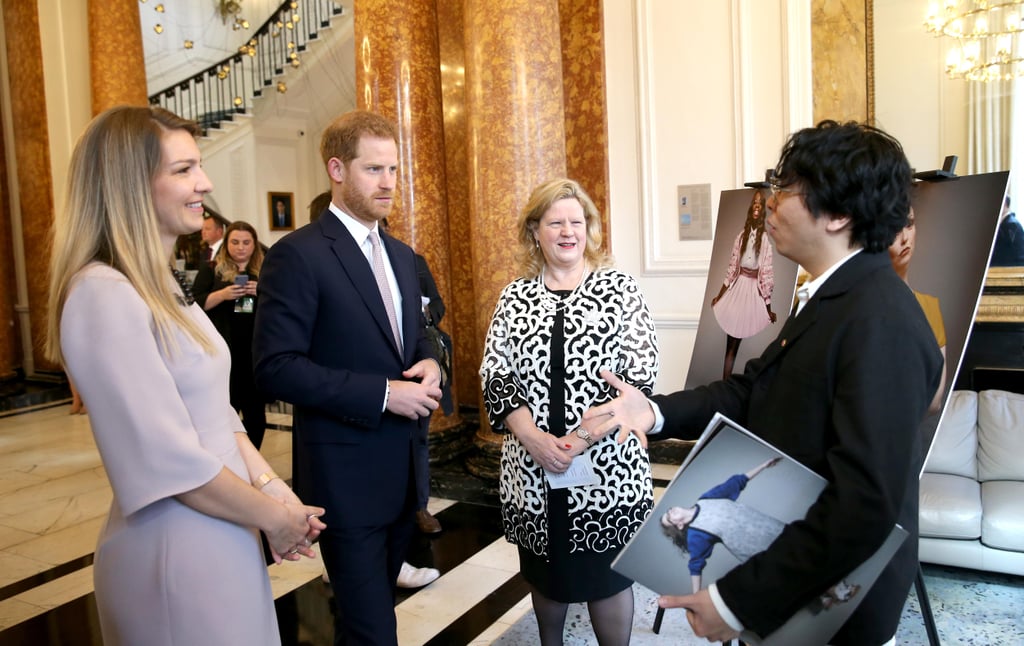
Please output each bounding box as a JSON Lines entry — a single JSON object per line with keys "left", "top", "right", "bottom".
{"left": 866, "top": 0, "right": 874, "bottom": 125}
{"left": 977, "top": 267, "right": 1024, "bottom": 323}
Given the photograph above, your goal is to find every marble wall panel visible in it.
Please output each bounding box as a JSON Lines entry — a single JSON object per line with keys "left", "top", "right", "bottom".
{"left": 811, "top": 0, "right": 869, "bottom": 124}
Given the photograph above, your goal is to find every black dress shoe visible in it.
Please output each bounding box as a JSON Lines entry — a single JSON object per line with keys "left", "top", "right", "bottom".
{"left": 416, "top": 508, "right": 442, "bottom": 534}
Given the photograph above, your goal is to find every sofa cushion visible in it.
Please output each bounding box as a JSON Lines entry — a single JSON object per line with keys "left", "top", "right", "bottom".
{"left": 924, "top": 390, "right": 977, "bottom": 479}
{"left": 981, "top": 480, "right": 1024, "bottom": 552}
{"left": 919, "top": 472, "right": 981, "bottom": 539}
{"left": 978, "top": 389, "right": 1024, "bottom": 481}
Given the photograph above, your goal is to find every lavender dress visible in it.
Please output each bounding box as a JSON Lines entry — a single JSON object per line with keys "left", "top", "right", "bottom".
{"left": 61, "top": 263, "right": 279, "bottom": 646}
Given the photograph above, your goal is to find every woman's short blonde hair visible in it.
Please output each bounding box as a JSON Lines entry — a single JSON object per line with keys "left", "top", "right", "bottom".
{"left": 515, "top": 178, "right": 611, "bottom": 278}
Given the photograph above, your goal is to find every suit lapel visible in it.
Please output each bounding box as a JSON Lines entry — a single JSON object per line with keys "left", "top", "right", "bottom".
{"left": 320, "top": 216, "right": 404, "bottom": 360}
{"left": 760, "top": 304, "right": 816, "bottom": 368}
{"left": 757, "top": 252, "right": 889, "bottom": 371}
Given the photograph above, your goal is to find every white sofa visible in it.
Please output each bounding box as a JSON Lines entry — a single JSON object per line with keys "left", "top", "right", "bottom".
{"left": 918, "top": 389, "right": 1024, "bottom": 575}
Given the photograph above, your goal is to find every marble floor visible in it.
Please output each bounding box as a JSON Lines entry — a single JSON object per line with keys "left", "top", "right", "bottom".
{"left": 0, "top": 402, "right": 1021, "bottom": 645}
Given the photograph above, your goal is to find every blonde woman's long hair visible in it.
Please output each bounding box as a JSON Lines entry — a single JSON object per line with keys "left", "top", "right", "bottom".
{"left": 515, "top": 178, "right": 611, "bottom": 279}
{"left": 46, "top": 105, "right": 216, "bottom": 364}
{"left": 214, "top": 220, "right": 264, "bottom": 282}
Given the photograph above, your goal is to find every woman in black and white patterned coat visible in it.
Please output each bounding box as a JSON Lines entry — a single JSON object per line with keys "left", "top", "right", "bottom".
{"left": 481, "top": 178, "right": 659, "bottom": 645}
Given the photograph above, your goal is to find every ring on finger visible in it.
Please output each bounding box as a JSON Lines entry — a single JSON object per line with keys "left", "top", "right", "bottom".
{"left": 289, "top": 548, "right": 300, "bottom": 554}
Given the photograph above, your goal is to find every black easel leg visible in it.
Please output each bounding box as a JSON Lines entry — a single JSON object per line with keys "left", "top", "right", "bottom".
{"left": 652, "top": 606, "right": 733, "bottom": 644}
{"left": 915, "top": 564, "right": 941, "bottom": 646}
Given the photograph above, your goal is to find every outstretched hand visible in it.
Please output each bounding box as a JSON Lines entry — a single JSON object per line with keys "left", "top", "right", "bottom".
{"left": 659, "top": 590, "right": 740, "bottom": 643}
{"left": 582, "top": 371, "right": 656, "bottom": 445}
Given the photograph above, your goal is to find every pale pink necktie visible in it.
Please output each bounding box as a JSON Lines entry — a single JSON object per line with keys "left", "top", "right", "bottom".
{"left": 368, "top": 230, "right": 402, "bottom": 353}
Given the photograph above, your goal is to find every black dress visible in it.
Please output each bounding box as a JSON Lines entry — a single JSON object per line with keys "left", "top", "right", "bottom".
{"left": 192, "top": 265, "right": 267, "bottom": 449}
{"left": 517, "top": 290, "right": 634, "bottom": 603}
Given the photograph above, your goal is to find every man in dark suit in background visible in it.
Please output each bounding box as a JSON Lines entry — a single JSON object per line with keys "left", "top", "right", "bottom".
{"left": 585, "top": 121, "right": 942, "bottom": 645}
{"left": 253, "top": 110, "right": 441, "bottom": 645}
{"left": 200, "top": 215, "right": 224, "bottom": 265}
{"left": 992, "top": 195, "right": 1024, "bottom": 266}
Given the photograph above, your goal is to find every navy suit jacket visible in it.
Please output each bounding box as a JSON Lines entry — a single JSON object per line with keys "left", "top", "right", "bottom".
{"left": 253, "top": 210, "right": 434, "bottom": 528}
{"left": 653, "top": 251, "right": 942, "bottom": 645}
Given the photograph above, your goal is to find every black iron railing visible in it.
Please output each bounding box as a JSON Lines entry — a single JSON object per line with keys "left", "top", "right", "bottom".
{"left": 148, "top": 0, "right": 345, "bottom": 134}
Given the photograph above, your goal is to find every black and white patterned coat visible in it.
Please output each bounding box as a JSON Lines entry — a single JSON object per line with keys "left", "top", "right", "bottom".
{"left": 480, "top": 267, "right": 660, "bottom": 557}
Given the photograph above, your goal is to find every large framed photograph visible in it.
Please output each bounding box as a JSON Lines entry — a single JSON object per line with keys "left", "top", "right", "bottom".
{"left": 268, "top": 192, "right": 295, "bottom": 231}
{"left": 612, "top": 414, "right": 907, "bottom": 646}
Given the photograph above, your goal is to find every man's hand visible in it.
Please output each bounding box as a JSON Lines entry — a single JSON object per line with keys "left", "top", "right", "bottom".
{"left": 387, "top": 379, "right": 441, "bottom": 419}
{"left": 404, "top": 358, "right": 442, "bottom": 390}
{"left": 582, "top": 370, "right": 656, "bottom": 445}
{"left": 579, "top": 412, "right": 647, "bottom": 449}
{"left": 659, "top": 590, "right": 740, "bottom": 643}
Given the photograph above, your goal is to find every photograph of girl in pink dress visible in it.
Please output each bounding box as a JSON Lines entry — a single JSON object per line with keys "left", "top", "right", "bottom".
{"left": 710, "top": 190, "right": 777, "bottom": 379}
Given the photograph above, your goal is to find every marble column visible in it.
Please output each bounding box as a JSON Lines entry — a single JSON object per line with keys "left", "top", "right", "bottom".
{"left": 435, "top": 0, "right": 479, "bottom": 411}
{"left": 438, "top": 0, "right": 609, "bottom": 410}
{"left": 1, "top": 0, "right": 58, "bottom": 374}
{"left": 462, "top": 0, "right": 568, "bottom": 476}
{"left": 463, "top": 0, "right": 568, "bottom": 357}
{"left": 559, "top": 0, "right": 611, "bottom": 248}
{"left": 354, "top": 0, "right": 463, "bottom": 441}
{"left": 0, "top": 141, "right": 16, "bottom": 384}
{"left": 88, "top": 0, "right": 148, "bottom": 114}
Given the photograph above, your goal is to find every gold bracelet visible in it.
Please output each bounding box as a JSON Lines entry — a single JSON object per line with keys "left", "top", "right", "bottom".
{"left": 255, "top": 471, "right": 280, "bottom": 489}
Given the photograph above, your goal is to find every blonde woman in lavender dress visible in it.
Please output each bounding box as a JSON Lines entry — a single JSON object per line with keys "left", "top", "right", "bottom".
{"left": 46, "top": 106, "right": 325, "bottom": 646}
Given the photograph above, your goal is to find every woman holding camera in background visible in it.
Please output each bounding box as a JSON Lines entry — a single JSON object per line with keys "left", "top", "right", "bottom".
{"left": 194, "top": 221, "right": 268, "bottom": 448}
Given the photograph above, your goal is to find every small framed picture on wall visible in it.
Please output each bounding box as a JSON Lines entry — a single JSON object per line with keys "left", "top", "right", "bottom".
{"left": 268, "top": 192, "right": 295, "bottom": 231}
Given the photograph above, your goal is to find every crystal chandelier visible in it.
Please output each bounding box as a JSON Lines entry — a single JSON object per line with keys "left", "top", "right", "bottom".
{"left": 924, "top": 1, "right": 1024, "bottom": 81}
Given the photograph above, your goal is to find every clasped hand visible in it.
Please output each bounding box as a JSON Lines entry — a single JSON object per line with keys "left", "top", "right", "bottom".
{"left": 386, "top": 359, "right": 443, "bottom": 420}
{"left": 261, "top": 478, "right": 326, "bottom": 563}
{"left": 520, "top": 427, "right": 574, "bottom": 473}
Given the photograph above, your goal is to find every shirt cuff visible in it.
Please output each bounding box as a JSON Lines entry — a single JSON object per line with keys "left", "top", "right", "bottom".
{"left": 648, "top": 399, "right": 665, "bottom": 435}
{"left": 708, "top": 583, "right": 744, "bottom": 633}
{"left": 432, "top": 358, "right": 445, "bottom": 386}
{"left": 382, "top": 379, "right": 390, "bottom": 413}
